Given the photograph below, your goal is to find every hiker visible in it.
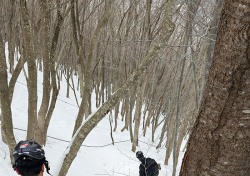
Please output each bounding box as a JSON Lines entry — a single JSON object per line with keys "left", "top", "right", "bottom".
{"left": 136, "top": 151, "right": 160, "bottom": 176}
{"left": 12, "top": 140, "right": 51, "bottom": 176}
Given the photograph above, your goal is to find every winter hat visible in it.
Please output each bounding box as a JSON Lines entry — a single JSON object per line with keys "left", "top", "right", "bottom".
{"left": 136, "top": 151, "right": 144, "bottom": 159}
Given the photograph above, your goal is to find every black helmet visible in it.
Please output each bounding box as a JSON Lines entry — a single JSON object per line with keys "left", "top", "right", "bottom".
{"left": 13, "top": 140, "right": 45, "bottom": 162}
{"left": 136, "top": 151, "right": 144, "bottom": 159}
{"left": 13, "top": 140, "right": 51, "bottom": 175}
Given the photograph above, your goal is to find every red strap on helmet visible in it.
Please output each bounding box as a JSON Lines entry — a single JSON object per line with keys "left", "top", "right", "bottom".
{"left": 42, "top": 164, "right": 45, "bottom": 172}
{"left": 15, "top": 168, "right": 21, "bottom": 175}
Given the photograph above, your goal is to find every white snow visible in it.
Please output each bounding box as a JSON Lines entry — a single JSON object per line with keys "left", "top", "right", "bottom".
{"left": 0, "top": 56, "right": 186, "bottom": 176}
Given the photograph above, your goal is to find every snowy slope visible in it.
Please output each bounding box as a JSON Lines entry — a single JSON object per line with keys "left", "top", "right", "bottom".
{"left": 0, "top": 64, "right": 186, "bottom": 176}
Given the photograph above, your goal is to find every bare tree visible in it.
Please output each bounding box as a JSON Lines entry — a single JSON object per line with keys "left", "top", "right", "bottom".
{"left": 36, "top": 0, "right": 63, "bottom": 145}
{"left": 0, "top": 33, "right": 16, "bottom": 161}
{"left": 72, "top": 0, "right": 115, "bottom": 136}
{"left": 20, "top": 0, "right": 38, "bottom": 139}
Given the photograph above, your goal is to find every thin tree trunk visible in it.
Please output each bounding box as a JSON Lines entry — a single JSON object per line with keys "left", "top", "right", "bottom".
{"left": 143, "top": 64, "right": 156, "bottom": 136}
{"left": 71, "top": 0, "right": 84, "bottom": 97}
{"left": 113, "top": 101, "right": 120, "bottom": 132}
{"left": 36, "top": 0, "right": 51, "bottom": 144}
{"left": 8, "top": 56, "right": 26, "bottom": 104}
{"left": 156, "top": 97, "right": 172, "bottom": 149}
{"left": 121, "top": 97, "right": 129, "bottom": 132}
{"left": 132, "top": 78, "right": 146, "bottom": 152}
{"left": 129, "top": 89, "right": 136, "bottom": 142}
{"left": 20, "top": 0, "right": 38, "bottom": 140}
{"left": 44, "top": 62, "right": 60, "bottom": 145}
{"left": 8, "top": 36, "right": 15, "bottom": 74}
{"left": 151, "top": 98, "right": 163, "bottom": 142}
{"left": 7, "top": 2, "right": 15, "bottom": 74}
{"left": 66, "top": 68, "right": 70, "bottom": 98}
{"left": 42, "top": 2, "right": 63, "bottom": 145}
{"left": 0, "top": 33, "right": 16, "bottom": 162}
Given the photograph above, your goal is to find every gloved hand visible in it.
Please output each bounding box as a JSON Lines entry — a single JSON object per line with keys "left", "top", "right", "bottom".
{"left": 157, "top": 163, "right": 161, "bottom": 170}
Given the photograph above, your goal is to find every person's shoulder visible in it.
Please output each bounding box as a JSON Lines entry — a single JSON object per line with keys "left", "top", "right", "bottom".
{"left": 146, "top": 157, "right": 157, "bottom": 165}
{"left": 147, "top": 157, "right": 156, "bottom": 162}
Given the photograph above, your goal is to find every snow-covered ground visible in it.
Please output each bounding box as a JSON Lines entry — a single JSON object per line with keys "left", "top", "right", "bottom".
{"left": 0, "top": 59, "right": 186, "bottom": 175}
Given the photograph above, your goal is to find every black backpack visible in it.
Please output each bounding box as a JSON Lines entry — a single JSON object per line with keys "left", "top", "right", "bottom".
{"left": 141, "top": 158, "right": 159, "bottom": 176}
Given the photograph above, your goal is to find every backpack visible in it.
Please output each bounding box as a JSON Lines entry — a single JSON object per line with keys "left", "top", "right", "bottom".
{"left": 140, "top": 158, "right": 159, "bottom": 176}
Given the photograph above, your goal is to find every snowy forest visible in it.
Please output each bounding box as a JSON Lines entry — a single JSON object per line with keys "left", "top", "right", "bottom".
{"left": 0, "top": 0, "right": 249, "bottom": 175}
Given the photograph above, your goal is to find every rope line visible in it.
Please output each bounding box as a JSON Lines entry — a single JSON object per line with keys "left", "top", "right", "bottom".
{"left": 15, "top": 79, "right": 79, "bottom": 108}
{"left": 0, "top": 123, "right": 161, "bottom": 149}
{"left": 0, "top": 123, "right": 131, "bottom": 148}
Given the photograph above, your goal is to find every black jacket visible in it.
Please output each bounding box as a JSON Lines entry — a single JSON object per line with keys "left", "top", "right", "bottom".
{"left": 139, "top": 158, "right": 159, "bottom": 176}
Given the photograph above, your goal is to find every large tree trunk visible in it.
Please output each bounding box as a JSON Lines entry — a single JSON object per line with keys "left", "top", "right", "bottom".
{"left": 180, "top": 1, "right": 250, "bottom": 175}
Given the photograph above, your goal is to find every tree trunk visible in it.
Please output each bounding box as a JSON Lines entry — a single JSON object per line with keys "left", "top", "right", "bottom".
{"left": 36, "top": 0, "right": 51, "bottom": 145}
{"left": 8, "top": 56, "right": 26, "bottom": 104}
{"left": 0, "top": 33, "right": 16, "bottom": 161}
{"left": 199, "top": 0, "right": 223, "bottom": 108}
{"left": 132, "top": 78, "right": 146, "bottom": 152}
{"left": 7, "top": 1, "right": 15, "bottom": 74}
{"left": 121, "top": 97, "right": 129, "bottom": 132}
{"left": 180, "top": 1, "right": 250, "bottom": 175}
{"left": 20, "top": 0, "right": 38, "bottom": 140}
{"left": 42, "top": 3, "right": 63, "bottom": 145}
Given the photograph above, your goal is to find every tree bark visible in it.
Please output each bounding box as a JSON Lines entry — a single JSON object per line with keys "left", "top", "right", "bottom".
{"left": 20, "top": 0, "right": 38, "bottom": 140}
{"left": 132, "top": 78, "right": 147, "bottom": 152}
{"left": 0, "top": 33, "right": 16, "bottom": 161}
{"left": 42, "top": 1, "right": 63, "bottom": 145}
{"left": 180, "top": 1, "right": 250, "bottom": 175}
{"left": 8, "top": 56, "right": 26, "bottom": 104}
{"left": 36, "top": 0, "right": 51, "bottom": 145}
{"left": 199, "top": 0, "right": 223, "bottom": 108}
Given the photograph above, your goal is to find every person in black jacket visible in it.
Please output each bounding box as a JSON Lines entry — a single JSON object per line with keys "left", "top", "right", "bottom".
{"left": 136, "top": 151, "right": 159, "bottom": 176}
